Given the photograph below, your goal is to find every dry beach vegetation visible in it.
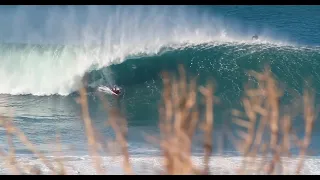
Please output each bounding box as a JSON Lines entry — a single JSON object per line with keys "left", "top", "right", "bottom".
{"left": 0, "top": 65, "right": 317, "bottom": 175}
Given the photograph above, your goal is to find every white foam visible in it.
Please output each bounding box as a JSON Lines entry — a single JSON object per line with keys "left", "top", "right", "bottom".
{"left": 0, "top": 155, "right": 319, "bottom": 175}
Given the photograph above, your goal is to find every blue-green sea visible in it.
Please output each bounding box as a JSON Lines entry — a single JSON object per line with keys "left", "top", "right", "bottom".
{"left": 0, "top": 5, "right": 319, "bottom": 174}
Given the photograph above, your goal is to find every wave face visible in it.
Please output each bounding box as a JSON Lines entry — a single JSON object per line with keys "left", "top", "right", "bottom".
{"left": 94, "top": 44, "right": 320, "bottom": 105}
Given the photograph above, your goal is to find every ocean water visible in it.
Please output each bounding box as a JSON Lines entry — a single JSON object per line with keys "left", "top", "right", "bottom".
{"left": 0, "top": 5, "right": 320, "bottom": 174}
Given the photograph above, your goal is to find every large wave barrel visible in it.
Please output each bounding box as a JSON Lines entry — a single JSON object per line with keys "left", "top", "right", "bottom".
{"left": 0, "top": 5, "right": 310, "bottom": 96}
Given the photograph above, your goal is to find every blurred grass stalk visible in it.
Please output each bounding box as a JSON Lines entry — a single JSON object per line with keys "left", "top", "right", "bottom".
{"left": 0, "top": 64, "right": 316, "bottom": 175}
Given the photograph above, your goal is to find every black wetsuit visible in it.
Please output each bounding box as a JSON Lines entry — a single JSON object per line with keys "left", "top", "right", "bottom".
{"left": 252, "top": 35, "right": 259, "bottom": 40}
{"left": 111, "top": 88, "right": 120, "bottom": 95}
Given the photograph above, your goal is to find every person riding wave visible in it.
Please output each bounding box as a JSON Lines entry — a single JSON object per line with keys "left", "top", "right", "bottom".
{"left": 252, "top": 35, "right": 259, "bottom": 40}
{"left": 111, "top": 85, "right": 121, "bottom": 95}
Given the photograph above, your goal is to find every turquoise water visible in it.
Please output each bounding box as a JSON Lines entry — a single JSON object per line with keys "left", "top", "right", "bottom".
{"left": 0, "top": 5, "right": 319, "bottom": 174}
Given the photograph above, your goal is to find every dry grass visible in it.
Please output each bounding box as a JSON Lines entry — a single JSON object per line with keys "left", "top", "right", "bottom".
{"left": 233, "top": 66, "right": 316, "bottom": 174}
{"left": 0, "top": 65, "right": 317, "bottom": 175}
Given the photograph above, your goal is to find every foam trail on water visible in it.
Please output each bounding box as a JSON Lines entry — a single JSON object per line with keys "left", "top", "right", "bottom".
{"left": 0, "top": 6, "right": 293, "bottom": 96}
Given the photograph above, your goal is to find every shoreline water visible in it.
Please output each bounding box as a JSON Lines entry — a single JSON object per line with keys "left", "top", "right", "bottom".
{"left": 1, "top": 155, "right": 318, "bottom": 175}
